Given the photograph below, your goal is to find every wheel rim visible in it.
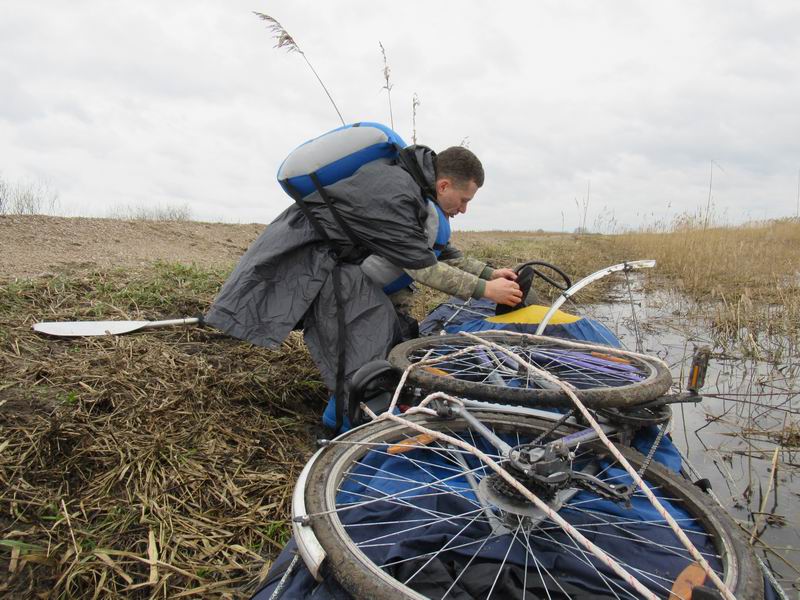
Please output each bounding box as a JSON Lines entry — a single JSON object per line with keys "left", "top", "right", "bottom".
{"left": 388, "top": 333, "right": 672, "bottom": 408}
{"left": 307, "top": 414, "right": 744, "bottom": 600}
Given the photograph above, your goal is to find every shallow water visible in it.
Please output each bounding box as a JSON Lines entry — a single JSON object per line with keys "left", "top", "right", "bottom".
{"left": 579, "top": 281, "right": 800, "bottom": 596}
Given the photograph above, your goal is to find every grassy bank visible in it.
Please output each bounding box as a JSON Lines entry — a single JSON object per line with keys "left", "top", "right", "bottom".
{"left": 457, "top": 222, "right": 800, "bottom": 357}
{"left": 0, "top": 263, "right": 326, "bottom": 598}
{"left": 612, "top": 218, "right": 800, "bottom": 303}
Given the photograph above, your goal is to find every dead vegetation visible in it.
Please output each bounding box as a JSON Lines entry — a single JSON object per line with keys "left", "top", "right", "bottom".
{"left": 452, "top": 231, "right": 622, "bottom": 304}
{"left": 1, "top": 219, "right": 798, "bottom": 597}
{"left": 0, "top": 264, "right": 326, "bottom": 598}
{"left": 611, "top": 218, "right": 800, "bottom": 357}
{"left": 613, "top": 218, "right": 800, "bottom": 305}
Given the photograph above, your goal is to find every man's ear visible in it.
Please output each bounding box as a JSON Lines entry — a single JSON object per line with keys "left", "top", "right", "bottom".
{"left": 435, "top": 178, "right": 450, "bottom": 194}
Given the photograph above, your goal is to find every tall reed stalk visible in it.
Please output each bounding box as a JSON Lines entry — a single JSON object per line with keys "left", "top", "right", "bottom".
{"left": 411, "top": 92, "right": 420, "bottom": 144}
{"left": 253, "top": 12, "right": 345, "bottom": 126}
{"left": 379, "top": 42, "right": 394, "bottom": 129}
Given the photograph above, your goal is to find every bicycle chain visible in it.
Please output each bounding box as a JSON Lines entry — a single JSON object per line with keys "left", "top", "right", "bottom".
{"left": 532, "top": 409, "right": 576, "bottom": 444}
{"left": 621, "top": 415, "right": 672, "bottom": 501}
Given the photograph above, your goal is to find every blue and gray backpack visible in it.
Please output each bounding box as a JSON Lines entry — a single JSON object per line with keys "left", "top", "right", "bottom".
{"left": 277, "top": 122, "right": 451, "bottom": 294}
{"left": 277, "top": 122, "right": 407, "bottom": 199}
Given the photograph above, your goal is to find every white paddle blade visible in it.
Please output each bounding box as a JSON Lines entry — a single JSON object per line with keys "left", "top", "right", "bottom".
{"left": 33, "top": 320, "right": 150, "bottom": 337}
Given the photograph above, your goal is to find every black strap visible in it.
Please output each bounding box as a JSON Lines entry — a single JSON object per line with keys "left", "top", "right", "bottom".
{"left": 330, "top": 263, "right": 348, "bottom": 432}
{"left": 309, "top": 172, "right": 365, "bottom": 259}
{"left": 307, "top": 172, "right": 363, "bottom": 432}
{"left": 397, "top": 146, "right": 436, "bottom": 200}
{"left": 282, "top": 180, "right": 331, "bottom": 243}
{"left": 282, "top": 173, "right": 365, "bottom": 433}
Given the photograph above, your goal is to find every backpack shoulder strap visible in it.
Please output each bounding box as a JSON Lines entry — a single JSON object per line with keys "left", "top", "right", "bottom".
{"left": 396, "top": 146, "right": 436, "bottom": 200}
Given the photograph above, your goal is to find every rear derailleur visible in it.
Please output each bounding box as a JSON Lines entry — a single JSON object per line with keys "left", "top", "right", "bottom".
{"left": 493, "top": 441, "right": 633, "bottom": 505}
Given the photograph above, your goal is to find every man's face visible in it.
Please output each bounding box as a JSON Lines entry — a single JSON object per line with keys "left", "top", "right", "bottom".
{"left": 435, "top": 177, "right": 479, "bottom": 219}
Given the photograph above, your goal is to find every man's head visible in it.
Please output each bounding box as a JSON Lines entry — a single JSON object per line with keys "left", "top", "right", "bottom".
{"left": 434, "top": 146, "right": 484, "bottom": 218}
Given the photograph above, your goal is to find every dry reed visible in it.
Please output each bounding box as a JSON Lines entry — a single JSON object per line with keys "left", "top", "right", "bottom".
{"left": 253, "top": 12, "right": 345, "bottom": 126}
{"left": 612, "top": 218, "right": 800, "bottom": 352}
{"left": 0, "top": 264, "right": 326, "bottom": 598}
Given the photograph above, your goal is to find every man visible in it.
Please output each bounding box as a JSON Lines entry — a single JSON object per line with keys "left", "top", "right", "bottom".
{"left": 371, "top": 146, "right": 522, "bottom": 322}
{"left": 206, "top": 141, "right": 521, "bottom": 428}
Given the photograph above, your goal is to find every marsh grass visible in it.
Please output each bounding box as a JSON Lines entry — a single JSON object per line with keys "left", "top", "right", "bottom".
{"left": 614, "top": 219, "right": 800, "bottom": 302}
{"left": 379, "top": 42, "right": 394, "bottom": 130}
{"left": 0, "top": 175, "right": 59, "bottom": 216}
{"left": 451, "top": 231, "right": 623, "bottom": 303}
{"left": 612, "top": 218, "right": 800, "bottom": 354}
{"left": 405, "top": 231, "right": 627, "bottom": 322}
{"left": 0, "top": 264, "right": 326, "bottom": 598}
{"left": 448, "top": 222, "right": 798, "bottom": 378}
{"left": 253, "top": 12, "right": 345, "bottom": 126}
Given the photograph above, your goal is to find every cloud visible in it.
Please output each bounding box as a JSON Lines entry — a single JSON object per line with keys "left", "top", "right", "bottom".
{"left": 1, "top": 0, "right": 798, "bottom": 229}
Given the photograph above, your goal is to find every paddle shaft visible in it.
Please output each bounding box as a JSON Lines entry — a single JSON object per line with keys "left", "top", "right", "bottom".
{"left": 140, "top": 318, "right": 201, "bottom": 330}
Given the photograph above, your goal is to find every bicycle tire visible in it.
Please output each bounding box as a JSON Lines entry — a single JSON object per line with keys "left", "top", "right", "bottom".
{"left": 302, "top": 412, "right": 761, "bottom": 600}
{"left": 388, "top": 332, "right": 673, "bottom": 408}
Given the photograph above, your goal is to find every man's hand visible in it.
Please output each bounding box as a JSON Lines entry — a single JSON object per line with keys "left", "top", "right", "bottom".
{"left": 484, "top": 278, "right": 523, "bottom": 307}
{"left": 490, "top": 268, "right": 517, "bottom": 281}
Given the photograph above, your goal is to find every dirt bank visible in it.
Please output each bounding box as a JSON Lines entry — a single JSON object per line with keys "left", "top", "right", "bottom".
{"left": 0, "top": 215, "right": 265, "bottom": 280}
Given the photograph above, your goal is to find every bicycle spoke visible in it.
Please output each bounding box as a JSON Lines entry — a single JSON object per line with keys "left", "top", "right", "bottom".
{"left": 536, "top": 513, "right": 712, "bottom": 537}
{"left": 408, "top": 339, "right": 652, "bottom": 393}
{"left": 307, "top": 406, "right": 744, "bottom": 600}
{"left": 540, "top": 527, "right": 631, "bottom": 599}
{"left": 402, "top": 511, "right": 486, "bottom": 586}
{"left": 333, "top": 482, "right": 485, "bottom": 523}
{"left": 536, "top": 526, "right": 684, "bottom": 597}
{"left": 379, "top": 532, "right": 509, "bottom": 570}
{"left": 563, "top": 505, "right": 720, "bottom": 562}
{"left": 518, "top": 520, "right": 571, "bottom": 599}
{"left": 486, "top": 518, "right": 524, "bottom": 599}
{"left": 325, "top": 438, "right": 504, "bottom": 459}
{"left": 339, "top": 481, "right": 484, "bottom": 515}
{"left": 440, "top": 520, "right": 499, "bottom": 599}
{"left": 354, "top": 506, "right": 487, "bottom": 548}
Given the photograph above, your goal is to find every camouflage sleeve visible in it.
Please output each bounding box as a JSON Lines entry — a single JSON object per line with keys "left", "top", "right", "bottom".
{"left": 441, "top": 255, "right": 493, "bottom": 279}
{"left": 405, "top": 261, "right": 486, "bottom": 300}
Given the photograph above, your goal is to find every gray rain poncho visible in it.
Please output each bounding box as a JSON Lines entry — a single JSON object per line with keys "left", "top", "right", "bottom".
{"left": 205, "top": 146, "right": 437, "bottom": 413}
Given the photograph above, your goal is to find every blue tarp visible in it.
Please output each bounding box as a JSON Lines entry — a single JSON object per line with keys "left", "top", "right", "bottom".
{"left": 254, "top": 428, "right": 711, "bottom": 600}
{"left": 419, "top": 297, "right": 621, "bottom": 348}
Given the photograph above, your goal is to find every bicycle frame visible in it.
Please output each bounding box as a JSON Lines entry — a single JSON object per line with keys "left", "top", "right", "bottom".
{"left": 292, "top": 395, "right": 653, "bottom": 581}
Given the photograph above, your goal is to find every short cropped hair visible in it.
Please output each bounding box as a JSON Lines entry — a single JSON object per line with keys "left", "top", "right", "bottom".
{"left": 434, "top": 146, "right": 485, "bottom": 188}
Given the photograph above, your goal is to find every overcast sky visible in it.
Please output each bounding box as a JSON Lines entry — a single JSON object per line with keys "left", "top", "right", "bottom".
{"left": 2, "top": 1, "right": 799, "bottom": 231}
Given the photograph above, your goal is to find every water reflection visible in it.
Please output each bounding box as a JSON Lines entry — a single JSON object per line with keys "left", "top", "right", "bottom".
{"left": 577, "top": 280, "right": 799, "bottom": 595}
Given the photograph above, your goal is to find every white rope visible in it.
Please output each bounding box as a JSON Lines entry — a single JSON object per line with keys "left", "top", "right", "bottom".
{"left": 457, "top": 331, "right": 737, "bottom": 600}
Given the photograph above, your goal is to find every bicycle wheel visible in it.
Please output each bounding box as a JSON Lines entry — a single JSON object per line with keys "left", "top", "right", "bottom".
{"left": 301, "top": 412, "right": 761, "bottom": 600}
{"left": 388, "top": 332, "right": 672, "bottom": 408}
